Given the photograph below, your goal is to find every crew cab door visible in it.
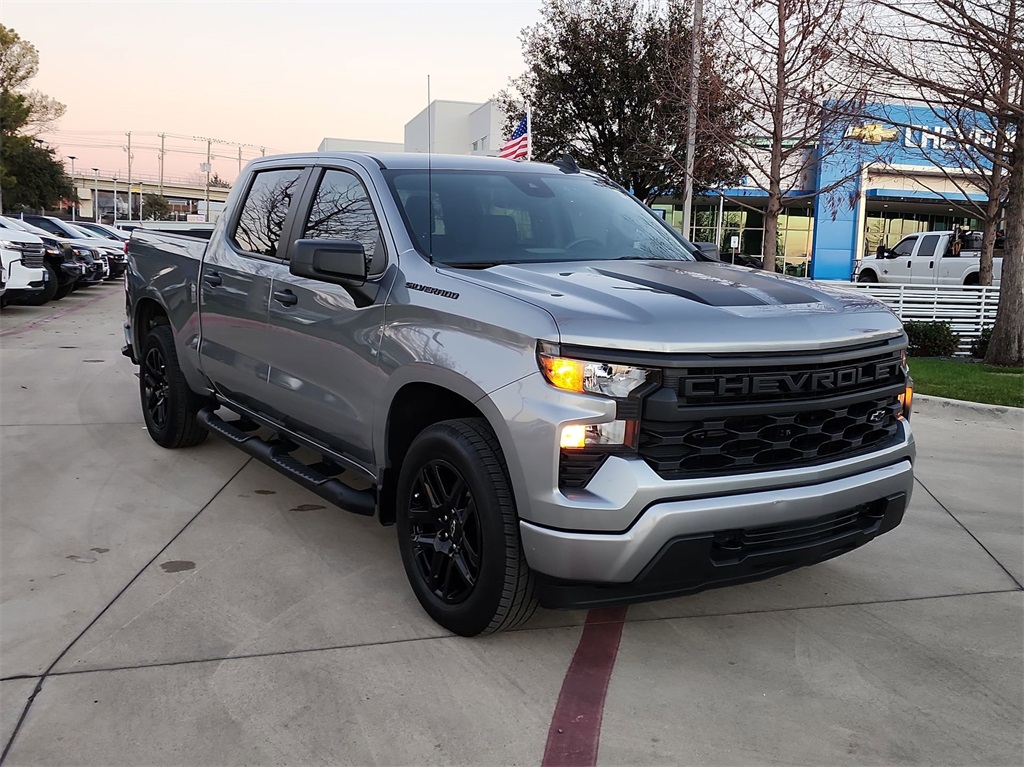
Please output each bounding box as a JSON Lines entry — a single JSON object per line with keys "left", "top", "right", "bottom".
{"left": 884, "top": 235, "right": 918, "bottom": 282}
{"left": 260, "top": 165, "right": 393, "bottom": 466}
{"left": 198, "top": 166, "right": 309, "bottom": 413}
{"left": 911, "top": 233, "right": 942, "bottom": 283}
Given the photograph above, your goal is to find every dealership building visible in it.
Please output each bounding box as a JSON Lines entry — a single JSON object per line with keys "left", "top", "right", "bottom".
{"left": 322, "top": 99, "right": 1000, "bottom": 281}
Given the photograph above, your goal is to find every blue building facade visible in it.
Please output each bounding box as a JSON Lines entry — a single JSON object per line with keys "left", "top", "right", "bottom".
{"left": 660, "top": 101, "right": 1000, "bottom": 281}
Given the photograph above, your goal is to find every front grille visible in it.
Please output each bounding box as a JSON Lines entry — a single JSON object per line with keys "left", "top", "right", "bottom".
{"left": 639, "top": 395, "right": 902, "bottom": 479}
{"left": 18, "top": 244, "right": 45, "bottom": 269}
{"left": 664, "top": 347, "right": 904, "bottom": 406}
{"left": 636, "top": 343, "right": 907, "bottom": 481}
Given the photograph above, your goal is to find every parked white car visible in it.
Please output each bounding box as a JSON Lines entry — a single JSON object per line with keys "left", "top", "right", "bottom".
{"left": 0, "top": 227, "right": 48, "bottom": 306}
{"left": 855, "top": 230, "right": 1003, "bottom": 286}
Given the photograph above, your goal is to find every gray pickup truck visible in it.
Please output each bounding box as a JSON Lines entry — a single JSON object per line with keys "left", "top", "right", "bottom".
{"left": 123, "top": 152, "right": 916, "bottom": 636}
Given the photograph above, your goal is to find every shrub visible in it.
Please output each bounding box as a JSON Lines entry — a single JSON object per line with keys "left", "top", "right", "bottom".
{"left": 970, "top": 326, "right": 993, "bottom": 358}
{"left": 903, "top": 320, "right": 961, "bottom": 357}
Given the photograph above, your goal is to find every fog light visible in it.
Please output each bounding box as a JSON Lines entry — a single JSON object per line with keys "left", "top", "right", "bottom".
{"left": 560, "top": 424, "right": 587, "bottom": 449}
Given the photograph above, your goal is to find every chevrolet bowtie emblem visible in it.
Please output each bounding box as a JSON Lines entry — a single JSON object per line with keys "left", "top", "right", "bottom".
{"left": 847, "top": 123, "right": 899, "bottom": 144}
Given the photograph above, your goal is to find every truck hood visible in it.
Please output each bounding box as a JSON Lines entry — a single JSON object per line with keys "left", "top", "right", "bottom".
{"left": 446, "top": 260, "right": 903, "bottom": 353}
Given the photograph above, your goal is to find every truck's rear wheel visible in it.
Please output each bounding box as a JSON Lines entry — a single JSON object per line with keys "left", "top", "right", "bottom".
{"left": 140, "top": 324, "right": 209, "bottom": 448}
{"left": 396, "top": 418, "right": 537, "bottom": 636}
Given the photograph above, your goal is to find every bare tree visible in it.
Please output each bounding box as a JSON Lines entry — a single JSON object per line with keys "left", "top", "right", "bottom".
{"left": 851, "top": 0, "right": 1022, "bottom": 364}
{"left": 498, "top": 0, "right": 746, "bottom": 204}
{"left": 691, "top": 0, "right": 871, "bottom": 271}
{"left": 850, "top": 0, "right": 1018, "bottom": 286}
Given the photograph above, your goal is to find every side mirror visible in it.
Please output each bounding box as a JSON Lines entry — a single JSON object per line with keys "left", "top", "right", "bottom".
{"left": 290, "top": 239, "right": 367, "bottom": 286}
{"left": 693, "top": 242, "right": 720, "bottom": 260}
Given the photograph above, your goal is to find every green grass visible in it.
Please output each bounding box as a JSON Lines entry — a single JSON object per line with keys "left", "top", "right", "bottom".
{"left": 908, "top": 358, "right": 1024, "bottom": 408}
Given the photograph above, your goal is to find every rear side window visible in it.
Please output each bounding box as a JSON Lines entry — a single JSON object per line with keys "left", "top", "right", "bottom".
{"left": 232, "top": 169, "right": 304, "bottom": 257}
{"left": 917, "top": 234, "right": 940, "bottom": 257}
{"left": 302, "top": 169, "right": 385, "bottom": 274}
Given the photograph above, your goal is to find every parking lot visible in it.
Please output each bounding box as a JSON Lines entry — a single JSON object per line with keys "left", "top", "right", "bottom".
{"left": 1, "top": 284, "right": 1022, "bottom": 766}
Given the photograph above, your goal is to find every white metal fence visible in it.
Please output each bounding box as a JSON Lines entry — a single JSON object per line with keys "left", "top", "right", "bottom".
{"left": 825, "top": 282, "right": 1000, "bottom": 356}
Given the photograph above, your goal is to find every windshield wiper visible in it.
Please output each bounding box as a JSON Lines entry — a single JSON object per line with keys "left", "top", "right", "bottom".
{"left": 442, "top": 261, "right": 512, "bottom": 269}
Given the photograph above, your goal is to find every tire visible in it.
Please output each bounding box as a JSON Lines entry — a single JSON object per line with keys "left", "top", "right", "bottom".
{"left": 396, "top": 418, "right": 537, "bottom": 636}
{"left": 964, "top": 274, "right": 979, "bottom": 286}
{"left": 17, "top": 263, "right": 58, "bottom": 305}
{"left": 857, "top": 270, "right": 878, "bottom": 283}
{"left": 139, "top": 324, "right": 210, "bottom": 448}
{"left": 53, "top": 278, "right": 75, "bottom": 300}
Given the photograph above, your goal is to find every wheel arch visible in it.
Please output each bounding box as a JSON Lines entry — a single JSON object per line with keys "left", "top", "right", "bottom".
{"left": 375, "top": 367, "right": 523, "bottom": 526}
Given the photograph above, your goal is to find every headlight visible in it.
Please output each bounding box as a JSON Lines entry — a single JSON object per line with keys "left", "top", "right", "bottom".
{"left": 537, "top": 343, "right": 653, "bottom": 397}
{"left": 538, "top": 342, "right": 658, "bottom": 451}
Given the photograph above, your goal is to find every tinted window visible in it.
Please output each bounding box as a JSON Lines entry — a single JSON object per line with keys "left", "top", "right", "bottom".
{"left": 893, "top": 236, "right": 918, "bottom": 257}
{"left": 385, "top": 170, "right": 696, "bottom": 266}
{"left": 917, "top": 234, "right": 940, "bottom": 257}
{"left": 302, "top": 169, "right": 384, "bottom": 273}
{"left": 232, "top": 169, "right": 303, "bottom": 257}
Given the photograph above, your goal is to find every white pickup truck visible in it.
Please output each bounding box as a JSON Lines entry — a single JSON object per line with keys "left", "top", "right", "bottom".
{"left": 855, "top": 230, "right": 1003, "bottom": 286}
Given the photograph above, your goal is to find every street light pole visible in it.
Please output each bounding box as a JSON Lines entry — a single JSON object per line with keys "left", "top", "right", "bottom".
{"left": 68, "top": 155, "right": 77, "bottom": 220}
{"left": 125, "top": 131, "right": 133, "bottom": 222}
{"left": 92, "top": 168, "right": 99, "bottom": 222}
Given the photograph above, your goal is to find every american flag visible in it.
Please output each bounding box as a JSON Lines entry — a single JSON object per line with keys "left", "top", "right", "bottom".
{"left": 498, "top": 114, "right": 530, "bottom": 161}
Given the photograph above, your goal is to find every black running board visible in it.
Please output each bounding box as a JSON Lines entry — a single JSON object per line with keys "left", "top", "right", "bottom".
{"left": 197, "top": 407, "right": 375, "bottom": 516}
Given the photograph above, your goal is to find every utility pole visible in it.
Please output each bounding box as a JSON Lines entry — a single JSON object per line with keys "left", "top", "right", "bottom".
{"left": 92, "top": 168, "right": 99, "bottom": 222}
{"left": 260, "top": 146, "right": 265, "bottom": 157}
{"left": 238, "top": 146, "right": 243, "bottom": 177}
{"left": 125, "top": 131, "right": 133, "bottom": 222}
{"left": 112, "top": 175, "right": 118, "bottom": 225}
{"left": 68, "top": 156, "right": 77, "bottom": 220}
{"left": 204, "top": 139, "right": 212, "bottom": 222}
{"left": 680, "top": 0, "right": 703, "bottom": 241}
{"left": 158, "top": 133, "right": 165, "bottom": 196}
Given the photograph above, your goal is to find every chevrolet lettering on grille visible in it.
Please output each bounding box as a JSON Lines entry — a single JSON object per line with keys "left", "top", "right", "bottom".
{"left": 683, "top": 359, "right": 902, "bottom": 398}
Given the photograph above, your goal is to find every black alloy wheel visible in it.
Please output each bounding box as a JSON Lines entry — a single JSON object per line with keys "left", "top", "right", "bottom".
{"left": 396, "top": 418, "right": 537, "bottom": 636}
{"left": 408, "top": 459, "right": 483, "bottom": 604}
{"left": 143, "top": 343, "right": 170, "bottom": 432}
{"left": 139, "top": 324, "right": 209, "bottom": 448}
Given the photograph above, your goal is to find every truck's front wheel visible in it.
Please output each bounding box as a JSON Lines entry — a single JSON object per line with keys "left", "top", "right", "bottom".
{"left": 857, "top": 270, "right": 878, "bottom": 283}
{"left": 140, "top": 324, "right": 209, "bottom": 449}
{"left": 396, "top": 418, "right": 537, "bottom": 636}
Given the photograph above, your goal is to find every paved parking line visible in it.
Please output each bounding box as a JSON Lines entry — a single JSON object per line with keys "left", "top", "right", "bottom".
{"left": 542, "top": 607, "right": 628, "bottom": 767}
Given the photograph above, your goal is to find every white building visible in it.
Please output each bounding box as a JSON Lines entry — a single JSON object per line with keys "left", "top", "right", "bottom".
{"left": 320, "top": 99, "right": 508, "bottom": 157}
{"left": 317, "top": 137, "right": 404, "bottom": 153}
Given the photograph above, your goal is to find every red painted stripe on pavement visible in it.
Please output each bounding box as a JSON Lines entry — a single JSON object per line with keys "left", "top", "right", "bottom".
{"left": 542, "top": 606, "right": 628, "bottom": 767}
{"left": 0, "top": 288, "right": 115, "bottom": 338}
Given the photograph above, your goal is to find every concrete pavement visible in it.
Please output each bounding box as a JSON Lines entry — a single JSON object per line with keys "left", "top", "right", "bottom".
{"left": 2, "top": 285, "right": 1021, "bottom": 765}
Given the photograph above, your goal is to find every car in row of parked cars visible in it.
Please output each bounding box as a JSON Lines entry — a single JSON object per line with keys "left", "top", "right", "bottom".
{"left": 0, "top": 215, "right": 130, "bottom": 308}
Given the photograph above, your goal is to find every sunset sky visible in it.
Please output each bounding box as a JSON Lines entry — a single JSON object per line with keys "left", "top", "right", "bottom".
{"left": 3, "top": 0, "right": 542, "bottom": 183}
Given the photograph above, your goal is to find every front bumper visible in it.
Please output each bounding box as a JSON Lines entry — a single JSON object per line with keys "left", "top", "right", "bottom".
{"left": 520, "top": 457, "right": 913, "bottom": 609}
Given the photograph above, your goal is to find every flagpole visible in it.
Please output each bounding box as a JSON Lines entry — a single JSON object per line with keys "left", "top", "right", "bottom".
{"left": 526, "top": 103, "right": 532, "bottom": 161}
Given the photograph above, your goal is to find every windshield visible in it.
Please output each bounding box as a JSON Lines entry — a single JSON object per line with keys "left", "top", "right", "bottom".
{"left": 67, "top": 223, "right": 101, "bottom": 239}
{"left": 2, "top": 217, "right": 54, "bottom": 238}
{"left": 384, "top": 169, "right": 697, "bottom": 267}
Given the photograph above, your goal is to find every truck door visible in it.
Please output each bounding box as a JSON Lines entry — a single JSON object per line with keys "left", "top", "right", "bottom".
{"left": 261, "top": 165, "right": 392, "bottom": 466}
{"left": 198, "top": 167, "right": 308, "bottom": 413}
{"left": 885, "top": 235, "right": 918, "bottom": 282}
{"left": 911, "top": 233, "right": 942, "bottom": 283}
